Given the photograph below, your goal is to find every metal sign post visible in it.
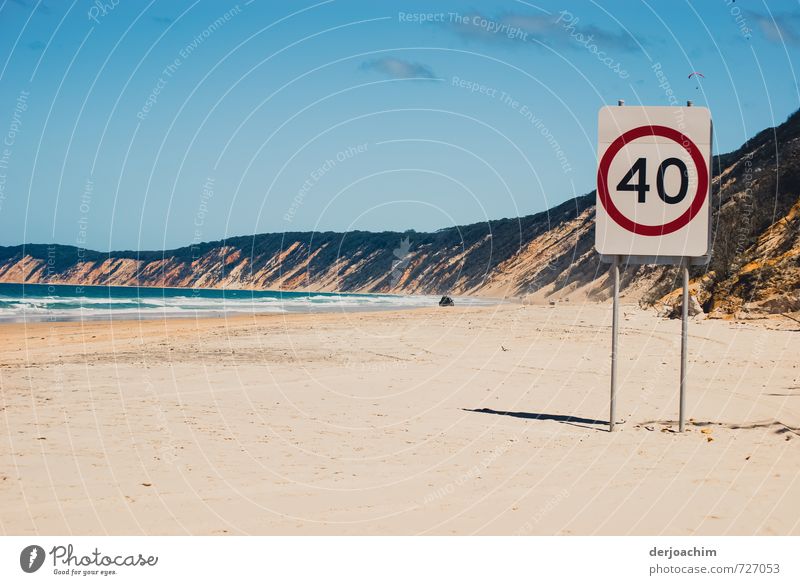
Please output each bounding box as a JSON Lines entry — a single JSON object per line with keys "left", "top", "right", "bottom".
{"left": 596, "top": 101, "right": 712, "bottom": 433}
{"left": 609, "top": 254, "right": 620, "bottom": 432}
{"left": 679, "top": 258, "right": 689, "bottom": 432}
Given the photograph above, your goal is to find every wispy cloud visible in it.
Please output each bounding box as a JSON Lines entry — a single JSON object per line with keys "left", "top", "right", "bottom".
{"left": 747, "top": 11, "right": 800, "bottom": 45}
{"left": 360, "top": 57, "right": 436, "bottom": 79}
{"left": 571, "top": 24, "right": 638, "bottom": 52}
{"left": 443, "top": 11, "right": 640, "bottom": 53}
{"left": 448, "top": 12, "right": 548, "bottom": 44}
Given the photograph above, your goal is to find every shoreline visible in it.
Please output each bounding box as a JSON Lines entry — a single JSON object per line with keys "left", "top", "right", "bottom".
{"left": 0, "top": 281, "right": 505, "bottom": 324}
{"left": 2, "top": 297, "right": 794, "bottom": 328}
{"left": 0, "top": 303, "right": 495, "bottom": 325}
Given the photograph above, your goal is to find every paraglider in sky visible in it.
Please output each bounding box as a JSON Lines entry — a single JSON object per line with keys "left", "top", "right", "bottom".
{"left": 688, "top": 71, "right": 705, "bottom": 90}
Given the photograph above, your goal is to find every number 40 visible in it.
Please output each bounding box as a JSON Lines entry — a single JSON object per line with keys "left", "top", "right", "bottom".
{"left": 616, "top": 157, "right": 688, "bottom": 204}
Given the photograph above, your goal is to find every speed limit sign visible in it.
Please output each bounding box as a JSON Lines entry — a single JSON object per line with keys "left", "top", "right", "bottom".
{"left": 595, "top": 105, "right": 712, "bottom": 260}
{"left": 597, "top": 103, "right": 713, "bottom": 434}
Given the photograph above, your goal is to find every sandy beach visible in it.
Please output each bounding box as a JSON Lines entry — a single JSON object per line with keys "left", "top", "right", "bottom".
{"left": 1, "top": 303, "right": 798, "bottom": 535}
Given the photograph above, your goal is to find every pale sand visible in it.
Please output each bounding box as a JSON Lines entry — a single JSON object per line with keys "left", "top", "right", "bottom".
{"left": 0, "top": 303, "right": 798, "bottom": 535}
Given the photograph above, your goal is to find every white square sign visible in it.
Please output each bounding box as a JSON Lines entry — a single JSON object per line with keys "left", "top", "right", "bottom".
{"left": 595, "top": 105, "right": 712, "bottom": 259}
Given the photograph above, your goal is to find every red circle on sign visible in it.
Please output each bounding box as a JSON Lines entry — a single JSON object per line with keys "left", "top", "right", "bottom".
{"left": 597, "top": 125, "right": 708, "bottom": 236}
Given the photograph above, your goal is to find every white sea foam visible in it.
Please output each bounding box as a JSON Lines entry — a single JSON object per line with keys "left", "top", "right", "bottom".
{"left": 0, "top": 287, "right": 496, "bottom": 323}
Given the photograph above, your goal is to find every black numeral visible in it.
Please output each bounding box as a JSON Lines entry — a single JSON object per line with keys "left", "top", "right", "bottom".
{"left": 616, "top": 157, "right": 649, "bottom": 203}
{"left": 656, "top": 157, "right": 688, "bottom": 204}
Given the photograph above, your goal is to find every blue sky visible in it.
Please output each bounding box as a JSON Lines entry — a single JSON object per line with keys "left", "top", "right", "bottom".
{"left": 0, "top": 0, "right": 798, "bottom": 251}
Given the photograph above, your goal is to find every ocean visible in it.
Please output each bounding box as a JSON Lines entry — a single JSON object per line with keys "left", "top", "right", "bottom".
{"left": 0, "top": 282, "right": 489, "bottom": 322}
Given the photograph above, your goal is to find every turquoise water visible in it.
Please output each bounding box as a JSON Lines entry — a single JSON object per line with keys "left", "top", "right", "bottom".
{"left": 0, "top": 283, "right": 487, "bottom": 322}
